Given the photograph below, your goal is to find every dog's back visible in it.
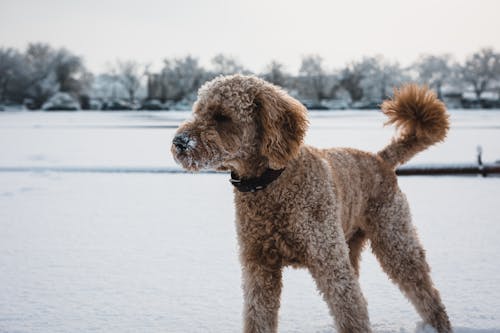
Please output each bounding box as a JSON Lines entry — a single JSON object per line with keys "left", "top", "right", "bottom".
{"left": 320, "top": 147, "right": 397, "bottom": 233}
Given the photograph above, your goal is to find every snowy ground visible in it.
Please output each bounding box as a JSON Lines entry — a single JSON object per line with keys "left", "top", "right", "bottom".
{"left": 0, "top": 110, "right": 499, "bottom": 333}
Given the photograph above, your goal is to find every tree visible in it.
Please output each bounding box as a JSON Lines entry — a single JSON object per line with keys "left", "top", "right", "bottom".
{"left": 211, "top": 54, "right": 245, "bottom": 75}
{"left": 339, "top": 62, "right": 365, "bottom": 102}
{"left": 339, "top": 57, "right": 410, "bottom": 105}
{"left": 459, "top": 48, "right": 500, "bottom": 100}
{"left": 299, "top": 54, "right": 329, "bottom": 102}
{"left": 359, "top": 56, "right": 408, "bottom": 102}
{"left": 54, "top": 48, "right": 90, "bottom": 96}
{"left": 0, "top": 47, "right": 27, "bottom": 103}
{"left": 161, "top": 55, "right": 206, "bottom": 102}
{"left": 0, "top": 43, "right": 92, "bottom": 108}
{"left": 413, "top": 54, "right": 453, "bottom": 99}
{"left": 23, "top": 43, "right": 60, "bottom": 108}
{"left": 91, "top": 73, "right": 124, "bottom": 101}
{"left": 112, "top": 60, "right": 147, "bottom": 104}
{"left": 262, "top": 60, "right": 288, "bottom": 87}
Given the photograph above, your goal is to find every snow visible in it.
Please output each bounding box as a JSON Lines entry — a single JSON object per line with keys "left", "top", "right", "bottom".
{"left": 0, "top": 110, "right": 500, "bottom": 333}
{"left": 1, "top": 110, "right": 499, "bottom": 169}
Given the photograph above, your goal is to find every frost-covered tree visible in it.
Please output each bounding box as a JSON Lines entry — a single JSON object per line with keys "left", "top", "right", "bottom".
{"left": 91, "top": 73, "right": 125, "bottom": 101}
{"left": 211, "top": 54, "right": 245, "bottom": 75}
{"left": 339, "top": 57, "right": 409, "bottom": 104}
{"left": 7, "top": 43, "right": 92, "bottom": 108}
{"left": 23, "top": 43, "right": 60, "bottom": 108}
{"left": 1, "top": 44, "right": 86, "bottom": 107}
{"left": 459, "top": 48, "right": 500, "bottom": 100}
{"left": 161, "top": 55, "right": 206, "bottom": 102}
{"left": 339, "top": 62, "right": 365, "bottom": 102}
{"left": 54, "top": 48, "right": 90, "bottom": 96}
{"left": 359, "top": 56, "right": 408, "bottom": 102}
{"left": 0, "top": 47, "right": 27, "bottom": 104}
{"left": 298, "top": 54, "right": 330, "bottom": 102}
{"left": 112, "top": 60, "right": 147, "bottom": 104}
{"left": 262, "top": 60, "right": 288, "bottom": 87}
{"left": 413, "top": 54, "right": 453, "bottom": 99}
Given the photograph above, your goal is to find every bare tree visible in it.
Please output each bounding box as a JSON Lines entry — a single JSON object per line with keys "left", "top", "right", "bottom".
{"left": 339, "top": 57, "right": 410, "bottom": 104}
{"left": 112, "top": 60, "right": 147, "bottom": 104}
{"left": 211, "top": 54, "right": 245, "bottom": 75}
{"left": 360, "top": 56, "right": 408, "bottom": 102}
{"left": 262, "top": 60, "right": 288, "bottom": 87}
{"left": 299, "top": 54, "right": 329, "bottom": 102}
{"left": 459, "top": 47, "right": 500, "bottom": 100}
{"left": 161, "top": 55, "right": 206, "bottom": 102}
{"left": 263, "top": 60, "right": 285, "bottom": 86}
{"left": 339, "top": 61, "right": 365, "bottom": 102}
{"left": 413, "top": 54, "right": 453, "bottom": 99}
{"left": 91, "top": 73, "right": 124, "bottom": 101}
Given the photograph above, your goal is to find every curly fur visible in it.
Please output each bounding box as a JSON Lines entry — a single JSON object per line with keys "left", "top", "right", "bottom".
{"left": 172, "top": 75, "right": 452, "bottom": 333}
{"left": 378, "top": 84, "right": 450, "bottom": 167}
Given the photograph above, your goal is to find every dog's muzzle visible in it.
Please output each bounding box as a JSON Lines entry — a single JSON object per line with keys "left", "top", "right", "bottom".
{"left": 172, "top": 134, "right": 192, "bottom": 153}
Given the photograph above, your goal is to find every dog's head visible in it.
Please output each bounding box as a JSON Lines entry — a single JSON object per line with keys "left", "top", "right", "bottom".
{"left": 171, "top": 75, "right": 308, "bottom": 176}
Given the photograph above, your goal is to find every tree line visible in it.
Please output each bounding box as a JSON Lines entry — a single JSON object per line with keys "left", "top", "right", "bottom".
{"left": 1, "top": 42, "right": 500, "bottom": 110}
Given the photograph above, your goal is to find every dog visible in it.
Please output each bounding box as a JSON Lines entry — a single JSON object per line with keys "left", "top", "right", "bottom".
{"left": 171, "top": 74, "right": 452, "bottom": 333}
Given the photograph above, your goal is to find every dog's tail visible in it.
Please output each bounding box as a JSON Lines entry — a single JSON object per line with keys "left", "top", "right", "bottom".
{"left": 377, "top": 84, "right": 450, "bottom": 168}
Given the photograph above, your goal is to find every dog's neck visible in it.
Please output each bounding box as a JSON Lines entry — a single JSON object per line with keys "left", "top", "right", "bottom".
{"left": 222, "top": 155, "right": 271, "bottom": 179}
{"left": 229, "top": 168, "right": 285, "bottom": 193}
{"left": 225, "top": 155, "right": 287, "bottom": 193}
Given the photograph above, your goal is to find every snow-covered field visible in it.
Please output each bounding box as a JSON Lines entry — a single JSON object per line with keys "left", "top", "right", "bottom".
{"left": 0, "top": 110, "right": 499, "bottom": 333}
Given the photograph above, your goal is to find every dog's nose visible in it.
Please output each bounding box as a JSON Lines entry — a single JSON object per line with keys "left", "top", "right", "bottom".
{"left": 173, "top": 134, "right": 190, "bottom": 152}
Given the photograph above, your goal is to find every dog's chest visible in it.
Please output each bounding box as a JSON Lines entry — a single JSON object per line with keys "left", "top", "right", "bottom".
{"left": 236, "top": 198, "right": 307, "bottom": 267}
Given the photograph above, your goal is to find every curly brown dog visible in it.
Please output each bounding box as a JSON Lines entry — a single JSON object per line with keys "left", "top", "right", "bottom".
{"left": 171, "top": 74, "right": 452, "bottom": 333}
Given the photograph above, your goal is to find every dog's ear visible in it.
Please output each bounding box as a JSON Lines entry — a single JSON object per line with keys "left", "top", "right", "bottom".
{"left": 256, "top": 85, "right": 309, "bottom": 169}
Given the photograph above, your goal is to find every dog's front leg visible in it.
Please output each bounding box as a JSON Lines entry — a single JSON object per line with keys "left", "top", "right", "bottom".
{"left": 306, "top": 226, "right": 372, "bottom": 333}
{"left": 241, "top": 260, "right": 282, "bottom": 333}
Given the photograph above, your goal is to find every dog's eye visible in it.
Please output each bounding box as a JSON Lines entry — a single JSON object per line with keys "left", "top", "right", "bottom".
{"left": 214, "top": 114, "right": 231, "bottom": 123}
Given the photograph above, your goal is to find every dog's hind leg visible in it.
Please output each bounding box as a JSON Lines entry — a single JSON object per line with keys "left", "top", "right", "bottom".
{"left": 348, "top": 228, "right": 368, "bottom": 277}
{"left": 367, "top": 191, "right": 452, "bottom": 333}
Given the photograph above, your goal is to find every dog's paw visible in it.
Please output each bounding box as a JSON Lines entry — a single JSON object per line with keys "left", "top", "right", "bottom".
{"left": 414, "top": 321, "right": 438, "bottom": 333}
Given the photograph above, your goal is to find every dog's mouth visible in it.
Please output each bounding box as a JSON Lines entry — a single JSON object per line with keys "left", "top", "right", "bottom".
{"left": 171, "top": 133, "right": 200, "bottom": 171}
{"left": 171, "top": 132, "right": 232, "bottom": 172}
{"left": 171, "top": 144, "right": 225, "bottom": 172}
{"left": 171, "top": 146, "right": 200, "bottom": 171}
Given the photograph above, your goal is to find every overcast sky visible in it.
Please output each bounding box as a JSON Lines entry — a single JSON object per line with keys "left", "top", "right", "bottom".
{"left": 1, "top": 0, "right": 500, "bottom": 74}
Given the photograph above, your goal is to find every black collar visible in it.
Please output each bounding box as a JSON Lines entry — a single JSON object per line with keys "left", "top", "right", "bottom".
{"left": 230, "top": 168, "right": 285, "bottom": 193}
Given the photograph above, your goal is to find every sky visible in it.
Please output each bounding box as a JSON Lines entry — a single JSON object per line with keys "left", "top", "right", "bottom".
{"left": 1, "top": 0, "right": 500, "bottom": 74}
